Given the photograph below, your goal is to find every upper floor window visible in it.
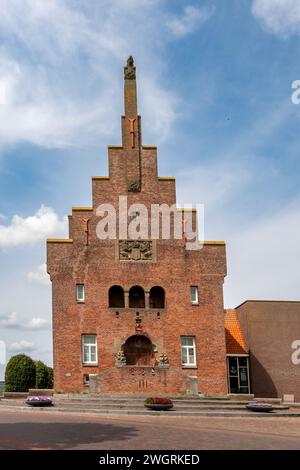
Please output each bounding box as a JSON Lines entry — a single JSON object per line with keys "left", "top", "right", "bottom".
{"left": 181, "top": 336, "right": 196, "bottom": 367}
{"left": 109, "top": 285, "right": 125, "bottom": 308}
{"left": 82, "top": 335, "right": 97, "bottom": 364}
{"left": 149, "top": 286, "right": 165, "bottom": 309}
{"left": 76, "top": 284, "right": 85, "bottom": 303}
{"left": 190, "top": 286, "right": 198, "bottom": 305}
{"left": 129, "top": 285, "right": 145, "bottom": 308}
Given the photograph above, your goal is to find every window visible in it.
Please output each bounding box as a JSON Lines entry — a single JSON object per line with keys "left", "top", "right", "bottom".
{"left": 76, "top": 284, "right": 85, "bottom": 303}
{"left": 83, "top": 374, "right": 89, "bottom": 385}
{"left": 227, "top": 356, "right": 250, "bottom": 394}
{"left": 129, "top": 285, "right": 145, "bottom": 308}
{"left": 181, "top": 336, "right": 196, "bottom": 367}
{"left": 109, "top": 285, "right": 125, "bottom": 308}
{"left": 149, "top": 286, "right": 165, "bottom": 309}
{"left": 82, "top": 335, "right": 97, "bottom": 364}
{"left": 190, "top": 286, "right": 198, "bottom": 304}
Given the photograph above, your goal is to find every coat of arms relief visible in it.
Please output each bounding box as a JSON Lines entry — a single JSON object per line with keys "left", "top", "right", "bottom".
{"left": 119, "top": 240, "right": 153, "bottom": 261}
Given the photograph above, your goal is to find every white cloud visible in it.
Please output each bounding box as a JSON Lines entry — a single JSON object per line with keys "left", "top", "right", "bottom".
{"left": 0, "top": 312, "right": 18, "bottom": 328}
{"left": 0, "top": 205, "right": 67, "bottom": 248}
{"left": 167, "top": 4, "right": 214, "bottom": 38}
{"left": 27, "top": 263, "right": 50, "bottom": 286}
{"left": 224, "top": 201, "right": 300, "bottom": 307}
{"left": 8, "top": 340, "right": 35, "bottom": 353}
{"left": 25, "top": 317, "right": 50, "bottom": 330}
{"left": 0, "top": 312, "right": 50, "bottom": 330}
{"left": 252, "top": 0, "right": 300, "bottom": 38}
{"left": 0, "top": 0, "right": 181, "bottom": 149}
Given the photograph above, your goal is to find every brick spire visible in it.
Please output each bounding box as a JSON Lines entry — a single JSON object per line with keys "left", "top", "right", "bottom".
{"left": 124, "top": 56, "right": 138, "bottom": 117}
{"left": 122, "top": 56, "right": 141, "bottom": 192}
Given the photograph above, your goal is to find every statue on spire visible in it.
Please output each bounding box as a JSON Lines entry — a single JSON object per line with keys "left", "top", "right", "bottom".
{"left": 124, "top": 56, "right": 136, "bottom": 80}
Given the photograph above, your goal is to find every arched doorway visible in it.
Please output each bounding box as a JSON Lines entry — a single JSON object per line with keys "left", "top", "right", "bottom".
{"left": 123, "top": 335, "right": 154, "bottom": 365}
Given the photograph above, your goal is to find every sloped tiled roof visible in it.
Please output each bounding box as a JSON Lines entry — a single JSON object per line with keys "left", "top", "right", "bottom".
{"left": 224, "top": 309, "right": 248, "bottom": 355}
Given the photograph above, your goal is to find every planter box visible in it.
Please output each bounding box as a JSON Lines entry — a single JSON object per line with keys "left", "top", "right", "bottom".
{"left": 246, "top": 402, "right": 273, "bottom": 413}
{"left": 4, "top": 392, "right": 28, "bottom": 399}
{"left": 26, "top": 397, "right": 53, "bottom": 407}
{"left": 144, "top": 403, "right": 174, "bottom": 411}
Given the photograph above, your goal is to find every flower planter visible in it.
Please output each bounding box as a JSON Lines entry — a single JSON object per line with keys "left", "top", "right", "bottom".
{"left": 246, "top": 402, "right": 273, "bottom": 413}
{"left": 26, "top": 396, "right": 53, "bottom": 407}
{"left": 144, "top": 403, "right": 174, "bottom": 411}
{"left": 144, "top": 397, "right": 173, "bottom": 411}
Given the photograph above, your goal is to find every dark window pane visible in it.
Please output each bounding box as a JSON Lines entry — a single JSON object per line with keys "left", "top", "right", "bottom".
{"left": 228, "top": 357, "right": 238, "bottom": 376}
{"left": 229, "top": 376, "right": 239, "bottom": 393}
{"left": 239, "top": 367, "right": 248, "bottom": 387}
{"left": 238, "top": 357, "right": 248, "bottom": 367}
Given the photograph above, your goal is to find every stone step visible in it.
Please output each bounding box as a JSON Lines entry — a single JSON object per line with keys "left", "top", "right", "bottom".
{"left": 53, "top": 397, "right": 255, "bottom": 405}
{"left": 3, "top": 404, "right": 299, "bottom": 418}
{"left": 54, "top": 402, "right": 253, "bottom": 411}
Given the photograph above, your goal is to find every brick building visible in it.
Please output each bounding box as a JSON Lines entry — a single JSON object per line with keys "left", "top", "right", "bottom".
{"left": 47, "top": 57, "right": 228, "bottom": 395}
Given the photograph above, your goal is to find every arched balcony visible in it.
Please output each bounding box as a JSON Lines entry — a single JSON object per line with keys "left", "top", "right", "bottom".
{"left": 149, "top": 286, "right": 165, "bottom": 309}
{"left": 108, "top": 285, "right": 125, "bottom": 308}
{"left": 129, "top": 285, "right": 145, "bottom": 308}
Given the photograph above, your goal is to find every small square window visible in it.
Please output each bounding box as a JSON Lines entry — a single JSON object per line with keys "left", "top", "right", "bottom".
{"left": 83, "top": 374, "right": 89, "bottom": 385}
{"left": 190, "top": 286, "right": 198, "bottom": 304}
{"left": 76, "top": 284, "right": 85, "bottom": 303}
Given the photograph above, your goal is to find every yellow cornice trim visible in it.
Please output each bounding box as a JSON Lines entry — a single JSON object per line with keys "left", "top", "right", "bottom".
{"left": 158, "top": 176, "right": 176, "bottom": 181}
{"left": 203, "top": 241, "right": 226, "bottom": 246}
{"left": 177, "top": 207, "right": 197, "bottom": 212}
{"left": 72, "top": 207, "right": 93, "bottom": 211}
{"left": 143, "top": 145, "right": 157, "bottom": 149}
{"left": 108, "top": 145, "right": 123, "bottom": 149}
{"left": 47, "top": 239, "right": 73, "bottom": 244}
{"left": 92, "top": 176, "right": 109, "bottom": 180}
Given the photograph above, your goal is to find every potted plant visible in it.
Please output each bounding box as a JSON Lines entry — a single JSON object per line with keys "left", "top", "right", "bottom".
{"left": 144, "top": 397, "right": 173, "bottom": 411}
{"left": 26, "top": 396, "right": 53, "bottom": 407}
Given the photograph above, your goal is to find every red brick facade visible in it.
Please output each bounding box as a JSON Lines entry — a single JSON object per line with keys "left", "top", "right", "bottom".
{"left": 47, "top": 58, "right": 228, "bottom": 396}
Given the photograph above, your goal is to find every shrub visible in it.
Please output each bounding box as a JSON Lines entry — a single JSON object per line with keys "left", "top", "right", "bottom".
{"left": 5, "top": 354, "right": 36, "bottom": 392}
{"left": 35, "top": 361, "right": 53, "bottom": 389}
{"left": 47, "top": 366, "right": 53, "bottom": 389}
{"left": 35, "top": 361, "right": 49, "bottom": 389}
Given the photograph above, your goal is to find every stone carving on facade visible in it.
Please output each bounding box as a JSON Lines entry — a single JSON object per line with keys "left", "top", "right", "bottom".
{"left": 119, "top": 240, "right": 153, "bottom": 261}
{"left": 124, "top": 56, "right": 136, "bottom": 80}
{"left": 127, "top": 179, "right": 141, "bottom": 192}
{"left": 159, "top": 352, "right": 169, "bottom": 367}
{"left": 115, "top": 350, "right": 126, "bottom": 367}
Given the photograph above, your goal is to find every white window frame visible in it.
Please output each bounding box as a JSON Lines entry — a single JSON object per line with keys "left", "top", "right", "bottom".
{"left": 190, "top": 286, "right": 199, "bottom": 305}
{"left": 82, "top": 335, "right": 98, "bottom": 365}
{"left": 76, "top": 284, "right": 85, "bottom": 303}
{"left": 181, "top": 336, "right": 197, "bottom": 367}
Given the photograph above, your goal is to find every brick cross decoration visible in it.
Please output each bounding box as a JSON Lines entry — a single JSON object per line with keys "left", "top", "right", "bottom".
{"left": 127, "top": 117, "right": 136, "bottom": 148}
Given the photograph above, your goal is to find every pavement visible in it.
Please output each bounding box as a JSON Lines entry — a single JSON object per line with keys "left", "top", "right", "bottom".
{"left": 1, "top": 408, "right": 300, "bottom": 449}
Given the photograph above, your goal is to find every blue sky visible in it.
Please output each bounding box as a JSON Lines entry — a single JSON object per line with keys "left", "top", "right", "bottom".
{"left": 0, "top": 0, "right": 300, "bottom": 378}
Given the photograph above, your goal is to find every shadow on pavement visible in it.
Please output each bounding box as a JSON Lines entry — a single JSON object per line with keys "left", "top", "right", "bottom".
{"left": 0, "top": 421, "right": 138, "bottom": 449}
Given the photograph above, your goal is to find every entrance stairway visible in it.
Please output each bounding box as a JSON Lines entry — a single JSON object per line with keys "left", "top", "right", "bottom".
{"left": 1, "top": 395, "right": 300, "bottom": 417}
{"left": 48, "top": 395, "right": 300, "bottom": 417}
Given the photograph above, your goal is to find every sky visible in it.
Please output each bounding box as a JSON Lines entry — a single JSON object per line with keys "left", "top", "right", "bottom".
{"left": 0, "top": 0, "right": 300, "bottom": 379}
